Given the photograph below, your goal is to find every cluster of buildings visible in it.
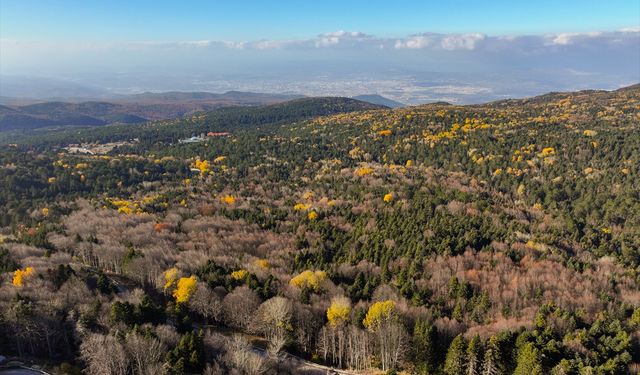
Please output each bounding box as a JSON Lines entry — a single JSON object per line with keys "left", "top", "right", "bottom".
{"left": 178, "top": 132, "right": 230, "bottom": 144}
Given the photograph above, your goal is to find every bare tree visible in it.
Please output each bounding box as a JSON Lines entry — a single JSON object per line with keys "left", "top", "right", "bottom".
{"left": 124, "top": 331, "right": 167, "bottom": 375}
{"left": 376, "top": 320, "right": 408, "bottom": 371}
{"left": 254, "top": 296, "right": 293, "bottom": 355}
{"left": 80, "top": 333, "right": 129, "bottom": 375}
{"left": 223, "top": 286, "right": 261, "bottom": 330}
{"left": 225, "top": 335, "right": 270, "bottom": 375}
{"left": 189, "top": 283, "right": 223, "bottom": 322}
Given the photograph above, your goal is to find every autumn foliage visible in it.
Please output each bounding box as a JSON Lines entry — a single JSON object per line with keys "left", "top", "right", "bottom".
{"left": 12, "top": 266, "right": 34, "bottom": 287}
{"left": 173, "top": 275, "right": 197, "bottom": 303}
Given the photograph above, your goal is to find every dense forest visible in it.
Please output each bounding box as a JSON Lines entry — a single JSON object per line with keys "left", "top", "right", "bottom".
{"left": 0, "top": 87, "right": 638, "bottom": 374}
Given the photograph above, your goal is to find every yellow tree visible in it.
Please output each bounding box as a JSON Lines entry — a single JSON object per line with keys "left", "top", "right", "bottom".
{"left": 327, "top": 297, "right": 351, "bottom": 327}
{"left": 231, "top": 269, "right": 248, "bottom": 280}
{"left": 173, "top": 276, "right": 197, "bottom": 303}
{"left": 163, "top": 267, "right": 179, "bottom": 291}
{"left": 221, "top": 195, "right": 236, "bottom": 205}
{"left": 13, "top": 267, "right": 34, "bottom": 287}
{"left": 289, "top": 270, "right": 327, "bottom": 292}
{"left": 363, "top": 300, "right": 396, "bottom": 330}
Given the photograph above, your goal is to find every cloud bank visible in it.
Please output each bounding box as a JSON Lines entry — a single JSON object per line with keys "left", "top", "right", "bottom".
{"left": 0, "top": 28, "right": 638, "bottom": 104}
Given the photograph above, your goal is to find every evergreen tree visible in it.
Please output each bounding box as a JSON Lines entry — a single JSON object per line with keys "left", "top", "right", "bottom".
{"left": 412, "top": 320, "right": 438, "bottom": 374}
{"left": 444, "top": 334, "right": 467, "bottom": 375}
{"left": 466, "top": 334, "right": 482, "bottom": 375}
{"left": 482, "top": 335, "right": 503, "bottom": 375}
{"left": 514, "top": 342, "right": 543, "bottom": 375}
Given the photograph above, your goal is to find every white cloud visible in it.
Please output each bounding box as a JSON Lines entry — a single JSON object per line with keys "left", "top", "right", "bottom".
{"left": 252, "top": 39, "right": 295, "bottom": 50}
{"left": 394, "top": 35, "right": 433, "bottom": 49}
{"left": 619, "top": 26, "right": 640, "bottom": 33}
{"left": 223, "top": 41, "right": 247, "bottom": 49}
{"left": 314, "top": 31, "right": 373, "bottom": 47}
{"left": 440, "top": 33, "right": 486, "bottom": 50}
{"left": 546, "top": 31, "right": 603, "bottom": 45}
{"left": 394, "top": 32, "right": 486, "bottom": 50}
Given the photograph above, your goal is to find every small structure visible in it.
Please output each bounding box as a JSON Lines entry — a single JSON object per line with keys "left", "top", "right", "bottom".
{"left": 178, "top": 134, "right": 206, "bottom": 144}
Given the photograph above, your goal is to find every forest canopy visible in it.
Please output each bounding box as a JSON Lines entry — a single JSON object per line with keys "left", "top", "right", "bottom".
{"left": 0, "top": 87, "right": 638, "bottom": 374}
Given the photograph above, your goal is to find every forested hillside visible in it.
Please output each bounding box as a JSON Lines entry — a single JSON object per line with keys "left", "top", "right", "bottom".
{"left": 0, "top": 86, "right": 638, "bottom": 374}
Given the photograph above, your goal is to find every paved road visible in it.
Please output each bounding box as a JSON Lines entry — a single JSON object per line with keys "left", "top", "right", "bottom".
{"left": 0, "top": 368, "right": 49, "bottom": 375}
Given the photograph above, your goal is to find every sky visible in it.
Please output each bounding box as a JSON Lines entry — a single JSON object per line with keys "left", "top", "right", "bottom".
{"left": 1, "top": 0, "right": 639, "bottom": 103}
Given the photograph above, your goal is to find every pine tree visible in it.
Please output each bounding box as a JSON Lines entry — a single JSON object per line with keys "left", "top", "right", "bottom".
{"left": 466, "top": 334, "right": 482, "bottom": 375}
{"left": 444, "top": 334, "right": 467, "bottom": 375}
{"left": 412, "top": 320, "right": 437, "bottom": 374}
{"left": 482, "top": 335, "right": 502, "bottom": 375}
{"left": 514, "top": 343, "right": 543, "bottom": 375}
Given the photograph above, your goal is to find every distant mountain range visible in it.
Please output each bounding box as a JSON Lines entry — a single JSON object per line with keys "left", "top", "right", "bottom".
{"left": 0, "top": 91, "right": 396, "bottom": 131}
{"left": 353, "top": 94, "right": 405, "bottom": 108}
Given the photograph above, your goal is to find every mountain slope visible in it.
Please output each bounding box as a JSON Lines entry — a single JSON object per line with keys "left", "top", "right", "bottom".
{"left": 0, "top": 91, "right": 311, "bottom": 131}
{"left": 353, "top": 94, "right": 404, "bottom": 108}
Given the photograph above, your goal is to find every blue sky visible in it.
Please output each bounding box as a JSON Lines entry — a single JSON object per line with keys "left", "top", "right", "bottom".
{"left": 0, "top": 1, "right": 639, "bottom": 103}
{"left": 1, "top": 0, "right": 638, "bottom": 41}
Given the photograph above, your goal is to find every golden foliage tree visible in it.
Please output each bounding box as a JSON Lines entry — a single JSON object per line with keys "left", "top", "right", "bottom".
{"left": 327, "top": 296, "right": 351, "bottom": 327}
{"left": 163, "top": 267, "right": 179, "bottom": 291}
{"left": 173, "top": 275, "right": 197, "bottom": 303}
{"left": 363, "top": 300, "right": 396, "bottom": 330}
{"left": 289, "top": 270, "right": 327, "bottom": 291}
{"left": 13, "top": 266, "right": 34, "bottom": 287}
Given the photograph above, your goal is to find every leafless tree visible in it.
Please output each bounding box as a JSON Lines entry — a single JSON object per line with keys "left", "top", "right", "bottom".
{"left": 376, "top": 320, "right": 408, "bottom": 371}
{"left": 124, "top": 331, "right": 167, "bottom": 375}
{"left": 189, "top": 283, "right": 223, "bottom": 322}
{"left": 80, "top": 333, "right": 129, "bottom": 375}
{"left": 223, "top": 286, "right": 261, "bottom": 330}
{"left": 254, "top": 296, "right": 293, "bottom": 355}
{"left": 225, "top": 335, "right": 270, "bottom": 375}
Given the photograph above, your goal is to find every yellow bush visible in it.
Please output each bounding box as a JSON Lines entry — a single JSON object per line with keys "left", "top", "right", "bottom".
{"left": 539, "top": 147, "right": 555, "bottom": 157}
{"left": 378, "top": 129, "right": 392, "bottom": 136}
{"left": 163, "top": 267, "right": 179, "bottom": 290}
{"left": 173, "top": 275, "right": 197, "bottom": 303}
{"left": 213, "top": 156, "right": 227, "bottom": 163}
{"left": 12, "top": 267, "right": 34, "bottom": 287}
{"left": 290, "top": 270, "right": 327, "bottom": 291}
{"left": 355, "top": 167, "right": 374, "bottom": 177}
{"left": 231, "top": 269, "right": 248, "bottom": 280}
{"left": 383, "top": 193, "right": 394, "bottom": 203}
{"left": 294, "top": 203, "right": 310, "bottom": 211}
{"left": 47, "top": 177, "right": 57, "bottom": 184}
{"left": 308, "top": 211, "right": 319, "bottom": 220}
{"left": 255, "top": 259, "right": 270, "bottom": 269}
{"left": 194, "top": 159, "right": 210, "bottom": 177}
{"left": 363, "top": 300, "right": 396, "bottom": 330}
{"left": 221, "top": 195, "right": 236, "bottom": 205}
{"left": 327, "top": 297, "right": 351, "bottom": 326}
{"left": 583, "top": 129, "right": 597, "bottom": 137}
